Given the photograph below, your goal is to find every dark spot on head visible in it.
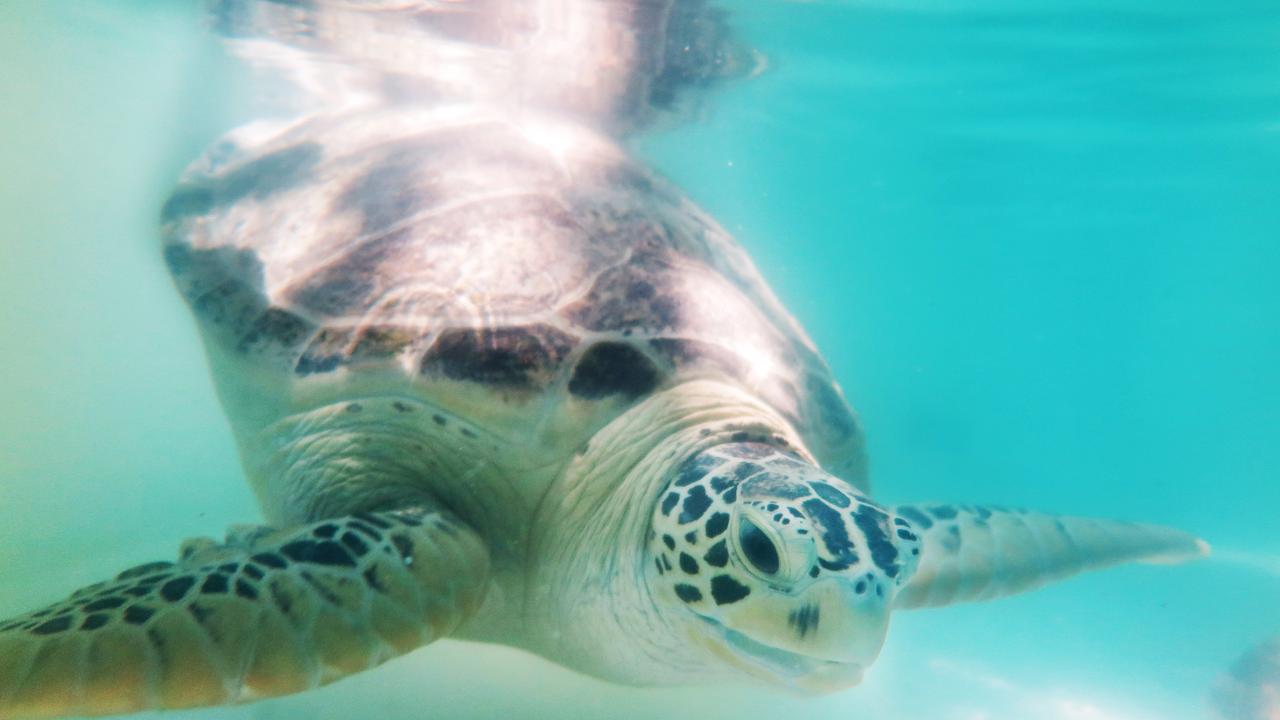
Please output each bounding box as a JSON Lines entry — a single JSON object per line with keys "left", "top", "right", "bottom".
{"left": 32, "top": 615, "right": 73, "bottom": 635}
{"left": 201, "top": 574, "right": 230, "bottom": 594}
{"left": 732, "top": 461, "right": 765, "bottom": 480}
{"left": 855, "top": 580, "right": 867, "bottom": 594}
{"left": 161, "top": 577, "right": 196, "bottom": 603}
{"left": 679, "top": 485, "right": 713, "bottom": 524}
{"left": 568, "top": 342, "right": 661, "bottom": 400}
{"left": 123, "top": 605, "right": 155, "bottom": 625}
{"left": 313, "top": 524, "right": 339, "bottom": 539}
{"left": 802, "top": 498, "right": 858, "bottom": 571}
{"left": 251, "top": 553, "right": 287, "bottom": 569}
{"left": 363, "top": 567, "right": 385, "bottom": 592}
{"left": 674, "top": 584, "right": 703, "bottom": 603}
{"left": 432, "top": 414, "right": 447, "bottom": 426}
{"left": 704, "top": 540, "right": 729, "bottom": 567}
{"left": 853, "top": 503, "right": 900, "bottom": 577}
{"left": 234, "top": 579, "right": 259, "bottom": 600}
{"left": 706, "top": 512, "right": 730, "bottom": 538}
{"left": 662, "top": 534, "right": 676, "bottom": 551}
{"left": 80, "top": 614, "right": 109, "bottom": 631}
{"left": 660, "top": 492, "right": 680, "bottom": 517}
{"left": 788, "top": 604, "right": 820, "bottom": 638}
{"left": 710, "top": 575, "right": 751, "bottom": 605}
{"left": 930, "top": 505, "right": 958, "bottom": 520}
{"left": 340, "top": 531, "right": 370, "bottom": 556}
{"left": 809, "top": 482, "right": 851, "bottom": 508}
{"left": 346, "top": 403, "right": 363, "bottom": 414}
{"left": 282, "top": 540, "right": 356, "bottom": 567}
{"left": 391, "top": 534, "right": 415, "bottom": 563}
{"left": 393, "top": 401, "right": 413, "bottom": 413}
{"left": 897, "top": 506, "right": 934, "bottom": 530}
{"left": 679, "top": 553, "right": 700, "bottom": 575}
{"left": 708, "top": 474, "right": 736, "bottom": 494}
{"left": 684, "top": 531, "right": 697, "bottom": 544}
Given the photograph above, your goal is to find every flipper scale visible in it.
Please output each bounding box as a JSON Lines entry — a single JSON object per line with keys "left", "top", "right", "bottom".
{"left": 893, "top": 504, "right": 1207, "bottom": 609}
{"left": 0, "top": 508, "right": 488, "bottom": 719}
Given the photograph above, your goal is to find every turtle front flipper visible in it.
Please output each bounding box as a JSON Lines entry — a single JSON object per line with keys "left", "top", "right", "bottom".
{"left": 891, "top": 504, "right": 1208, "bottom": 609}
{"left": 0, "top": 508, "right": 489, "bottom": 719}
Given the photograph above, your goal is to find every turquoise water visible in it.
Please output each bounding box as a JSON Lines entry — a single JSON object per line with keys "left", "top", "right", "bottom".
{"left": 1, "top": 2, "right": 1277, "bottom": 719}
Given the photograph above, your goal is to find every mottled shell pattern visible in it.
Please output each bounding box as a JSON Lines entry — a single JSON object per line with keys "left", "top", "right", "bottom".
{"left": 161, "top": 104, "right": 865, "bottom": 499}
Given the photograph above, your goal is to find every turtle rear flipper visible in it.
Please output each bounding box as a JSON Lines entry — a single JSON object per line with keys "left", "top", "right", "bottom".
{"left": 892, "top": 504, "right": 1208, "bottom": 609}
{"left": 0, "top": 508, "right": 489, "bottom": 719}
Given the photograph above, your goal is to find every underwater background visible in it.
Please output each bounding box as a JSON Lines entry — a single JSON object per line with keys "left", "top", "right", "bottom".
{"left": 1, "top": 1, "right": 1277, "bottom": 718}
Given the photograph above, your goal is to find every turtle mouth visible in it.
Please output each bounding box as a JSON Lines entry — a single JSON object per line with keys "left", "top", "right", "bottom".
{"left": 697, "top": 617, "right": 863, "bottom": 688}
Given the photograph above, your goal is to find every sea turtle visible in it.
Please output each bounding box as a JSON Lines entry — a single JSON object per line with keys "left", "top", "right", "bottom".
{"left": 0, "top": 4, "right": 1208, "bottom": 719}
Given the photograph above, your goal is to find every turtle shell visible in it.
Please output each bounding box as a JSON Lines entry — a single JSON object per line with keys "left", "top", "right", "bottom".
{"left": 161, "top": 106, "right": 865, "bottom": 490}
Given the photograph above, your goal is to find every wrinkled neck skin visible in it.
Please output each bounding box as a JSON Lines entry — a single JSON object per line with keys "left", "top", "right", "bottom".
{"left": 517, "top": 380, "right": 810, "bottom": 685}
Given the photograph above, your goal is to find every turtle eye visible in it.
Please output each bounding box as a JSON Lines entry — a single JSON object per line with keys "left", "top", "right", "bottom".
{"left": 738, "top": 517, "right": 780, "bottom": 576}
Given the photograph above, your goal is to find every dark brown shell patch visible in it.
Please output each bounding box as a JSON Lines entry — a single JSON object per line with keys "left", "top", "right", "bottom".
{"left": 350, "top": 325, "right": 418, "bottom": 361}
{"left": 286, "top": 231, "right": 404, "bottom": 317}
{"left": 421, "top": 325, "right": 576, "bottom": 389}
{"left": 567, "top": 341, "right": 662, "bottom": 400}
{"left": 564, "top": 245, "right": 681, "bottom": 333}
{"left": 296, "top": 327, "right": 353, "bottom": 376}
{"left": 336, "top": 142, "right": 437, "bottom": 236}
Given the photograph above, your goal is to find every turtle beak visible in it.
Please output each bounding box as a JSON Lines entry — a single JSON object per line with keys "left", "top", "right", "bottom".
{"left": 696, "top": 577, "right": 893, "bottom": 692}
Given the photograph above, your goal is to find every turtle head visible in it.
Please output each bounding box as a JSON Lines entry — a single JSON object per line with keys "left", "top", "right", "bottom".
{"left": 646, "top": 441, "right": 921, "bottom": 692}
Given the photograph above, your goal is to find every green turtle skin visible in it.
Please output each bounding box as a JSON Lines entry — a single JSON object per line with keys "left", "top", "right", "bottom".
{"left": 0, "top": 3, "right": 1209, "bottom": 717}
